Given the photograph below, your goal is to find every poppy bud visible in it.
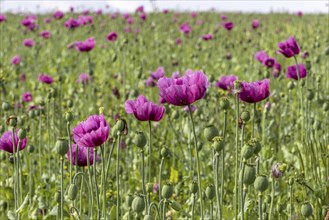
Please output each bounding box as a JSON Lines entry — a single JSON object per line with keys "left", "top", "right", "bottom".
{"left": 203, "top": 125, "right": 219, "bottom": 142}
{"left": 68, "top": 184, "right": 78, "bottom": 200}
{"left": 2, "top": 102, "right": 10, "bottom": 111}
{"left": 325, "top": 46, "right": 329, "bottom": 55}
{"left": 251, "top": 139, "right": 262, "bottom": 155}
{"left": 55, "top": 138, "right": 69, "bottom": 156}
{"left": 126, "top": 194, "right": 134, "bottom": 207}
{"left": 241, "top": 143, "right": 254, "bottom": 160}
{"left": 241, "top": 111, "right": 250, "bottom": 122}
{"left": 161, "top": 147, "right": 170, "bottom": 158}
{"left": 287, "top": 81, "right": 295, "bottom": 90}
{"left": 54, "top": 191, "right": 61, "bottom": 203}
{"left": 170, "top": 200, "right": 182, "bottom": 211}
{"left": 7, "top": 115, "right": 17, "bottom": 127}
{"left": 27, "top": 145, "right": 35, "bottom": 153}
{"left": 219, "top": 97, "right": 230, "bottom": 110}
{"left": 305, "top": 60, "right": 311, "bottom": 70}
{"left": 212, "top": 136, "right": 224, "bottom": 152}
{"left": 206, "top": 185, "right": 215, "bottom": 200}
{"left": 112, "top": 54, "right": 117, "bottom": 62}
{"left": 301, "top": 202, "right": 313, "bottom": 217}
{"left": 171, "top": 110, "right": 179, "bottom": 120}
{"left": 254, "top": 175, "right": 269, "bottom": 192}
{"left": 18, "top": 129, "right": 26, "bottom": 139}
{"left": 306, "top": 90, "right": 314, "bottom": 101}
{"left": 116, "top": 119, "right": 126, "bottom": 132}
{"left": 65, "top": 111, "right": 73, "bottom": 122}
{"left": 288, "top": 178, "right": 294, "bottom": 185}
{"left": 133, "top": 131, "right": 147, "bottom": 149}
{"left": 189, "top": 181, "right": 198, "bottom": 194}
{"left": 323, "top": 103, "right": 329, "bottom": 112}
{"left": 132, "top": 195, "right": 145, "bottom": 214}
{"left": 162, "top": 183, "right": 173, "bottom": 199}
{"left": 313, "top": 120, "right": 321, "bottom": 130}
{"left": 244, "top": 165, "right": 256, "bottom": 185}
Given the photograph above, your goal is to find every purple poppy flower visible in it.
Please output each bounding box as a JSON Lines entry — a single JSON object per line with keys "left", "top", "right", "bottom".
{"left": 191, "top": 12, "right": 198, "bottom": 18}
{"left": 179, "top": 23, "right": 191, "bottom": 35}
{"left": 0, "top": 130, "right": 27, "bottom": 153}
{"left": 272, "top": 163, "right": 286, "bottom": 178}
{"left": 286, "top": 63, "right": 307, "bottom": 80}
{"left": 277, "top": 36, "right": 300, "bottom": 58}
{"left": 67, "top": 144, "right": 99, "bottom": 166}
{"left": 127, "top": 17, "right": 134, "bottom": 25}
{"left": 21, "top": 17, "right": 35, "bottom": 27}
{"left": 184, "top": 105, "right": 196, "bottom": 113}
{"left": 151, "top": 67, "right": 165, "bottom": 80}
{"left": 44, "top": 18, "right": 51, "bottom": 23}
{"left": 176, "top": 38, "right": 182, "bottom": 45}
{"left": 202, "top": 34, "right": 213, "bottom": 41}
{"left": 64, "top": 18, "right": 80, "bottom": 29}
{"left": 157, "top": 69, "right": 209, "bottom": 106}
{"left": 53, "top": 10, "right": 64, "bottom": 19}
{"left": 264, "top": 102, "right": 271, "bottom": 111}
{"left": 83, "top": 10, "right": 90, "bottom": 15}
{"left": 107, "top": 32, "right": 118, "bottom": 42}
{"left": 296, "top": 11, "right": 303, "bottom": 17}
{"left": 23, "top": 39, "right": 35, "bottom": 47}
{"left": 163, "top": 9, "right": 169, "bottom": 14}
{"left": 72, "top": 114, "right": 110, "bottom": 148}
{"left": 0, "top": 14, "right": 6, "bottom": 22}
{"left": 111, "top": 13, "right": 118, "bottom": 20}
{"left": 196, "top": 20, "right": 204, "bottom": 25}
{"left": 220, "top": 15, "right": 227, "bottom": 20}
{"left": 252, "top": 20, "right": 260, "bottom": 29}
{"left": 123, "top": 13, "right": 130, "bottom": 19}
{"left": 40, "top": 30, "right": 51, "bottom": 39}
{"left": 172, "top": 71, "right": 180, "bottom": 79}
{"left": 223, "top": 21, "right": 234, "bottom": 31}
{"left": 124, "top": 26, "right": 131, "bottom": 33}
{"left": 301, "top": 51, "right": 309, "bottom": 59}
{"left": 75, "top": 37, "right": 95, "bottom": 52}
{"left": 215, "top": 74, "right": 238, "bottom": 91}
{"left": 262, "top": 57, "right": 276, "bottom": 68}
{"left": 26, "top": 105, "right": 44, "bottom": 113}
{"left": 76, "top": 73, "right": 91, "bottom": 84}
{"left": 78, "top": 15, "right": 93, "bottom": 25}
{"left": 38, "top": 73, "right": 54, "bottom": 84}
{"left": 125, "top": 95, "right": 165, "bottom": 121}
{"left": 146, "top": 77, "right": 156, "bottom": 87}
{"left": 153, "top": 182, "right": 159, "bottom": 193}
{"left": 239, "top": 79, "right": 270, "bottom": 103}
{"left": 20, "top": 73, "right": 26, "bottom": 82}
{"left": 136, "top": 5, "right": 144, "bottom": 13}
{"left": 96, "top": 9, "right": 103, "bottom": 15}
{"left": 255, "top": 50, "right": 268, "bottom": 63}
{"left": 22, "top": 92, "right": 32, "bottom": 102}
{"left": 11, "top": 55, "right": 21, "bottom": 65}
{"left": 140, "top": 13, "right": 147, "bottom": 21}
{"left": 272, "top": 62, "right": 281, "bottom": 78}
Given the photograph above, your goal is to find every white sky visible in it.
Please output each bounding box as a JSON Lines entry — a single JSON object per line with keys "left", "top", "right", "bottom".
{"left": 0, "top": 0, "right": 328, "bottom": 13}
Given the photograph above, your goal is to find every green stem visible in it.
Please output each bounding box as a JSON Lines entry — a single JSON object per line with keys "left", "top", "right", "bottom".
{"left": 241, "top": 161, "right": 246, "bottom": 220}
{"left": 29, "top": 151, "right": 33, "bottom": 205}
{"left": 93, "top": 148, "right": 100, "bottom": 219}
{"left": 105, "top": 140, "right": 115, "bottom": 182}
{"left": 253, "top": 103, "right": 256, "bottom": 138}
{"left": 220, "top": 110, "right": 227, "bottom": 220}
{"left": 290, "top": 184, "right": 293, "bottom": 219}
{"left": 101, "top": 145, "right": 106, "bottom": 219}
{"left": 159, "top": 157, "right": 164, "bottom": 203}
{"left": 60, "top": 157, "right": 64, "bottom": 220}
{"left": 12, "top": 128, "right": 17, "bottom": 211}
{"left": 141, "top": 150, "right": 149, "bottom": 212}
{"left": 210, "top": 201, "right": 213, "bottom": 220}
{"left": 73, "top": 172, "right": 92, "bottom": 217}
{"left": 235, "top": 94, "right": 240, "bottom": 220}
{"left": 116, "top": 134, "right": 121, "bottom": 220}
{"left": 67, "top": 122, "right": 72, "bottom": 184}
{"left": 148, "top": 202, "right": 160, "bottom": 218}
{"left": 191, "top": 195, "right": 195, "bottom": 220}
{"left": 269, "top": 179, "right": 275, "bottom": 220}
{"left": 163, "top": 200, "right": 167, "bottom": 220}
{"left": 214, "top": 153, "right": 220, "bottom": 219}
{"left": 258, "top": 193, "right": 262, "bottom": 220}
{"left": 188, "top": 104, "right": 204, "bottom": 219}
{"left": 87, "top": 149, "right": 94, "bottom": 218}
{"left": 17, "top": 140, "right": 22, "bottom": 205}
{"left": 148, "top": 120, "right": 152, "bottom": 183}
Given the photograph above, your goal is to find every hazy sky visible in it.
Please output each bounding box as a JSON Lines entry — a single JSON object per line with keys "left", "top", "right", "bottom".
{"left": 1, "top": 0, "right": 328, "bottom": 13}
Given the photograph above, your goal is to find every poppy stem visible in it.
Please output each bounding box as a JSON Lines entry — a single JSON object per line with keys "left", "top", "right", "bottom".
{"left": 93, "top": 148, "right": 101, "bottom": 219}
{"left": 234, "top": 94, "right": 240, "bottom": 220}
{"left": 101, "top": 144, "right": 106, "bottom": 219}
{"left": 67, "top": 122, "right": 72, "bottom": 185}
{"left": 220, "top": 109, "right": 227, "bottom": 220}
{"left": 86, "top": 149, "right": 94, "bottom": 218}
{"left": 141, "top": 149, "right": 149, "bottom": 213}
{"left": 116, "top": 133, "right": 121, "bottom": 220}
{"left": 214, "top": 153, "right": 220, "bottom": 219}
{"left": 60, "top": 156, "right": 64, "bottom": 220}
{"left": 258, "top": 192, "right": 263, "bottom": 220}
{"left": 11, "top": 127, "right": 18, "bottom": 211}
{"left": 105, "top": 140, "right": 115, "bottom": 183}
{"left": 253, "top": 103, "right": 256, "bottom": 138}
{"left": 269, "top": 179, "right": 275, "bottom": 220}
{"left": 188, "top": 104, "right": 204, "bottom": 219}
{"left": 159, "top": 157, "right": 164, "bottom": 203}
{"left": 148, "top": 120, "right": 152, "bottom": 183}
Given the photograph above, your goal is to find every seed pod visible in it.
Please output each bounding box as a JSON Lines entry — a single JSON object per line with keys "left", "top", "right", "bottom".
{"left": 287, "top": 81, "right": 294, "bottom": 90}
{"left": 65, "top": 111, "right": 73, "bottom": 122}
{"left": 116, "top": 119, "right": 125, "bottom": 132}
{"left": 241, "top": 111, "right": 250, "bottom": 122}
{"left": 254, "top": 175, "right": 269, "bottom": 192}
{"left": 133, "top": 131, "right": 147, "bottom": 149}
{"left": 18, "top": 129, "right": 26, "bottom": 140}
{"left": 212, "top": 136, "right": 224, "bottom": 152}
{"left": 306, "top": 90, "right": 314, "bottom": 101}
{"left": 68, "top": 184, "right": 78, "bottom": 200}
{"left": 55, "top": 138, "right": 69, "bottom": 156}
{"left": 244, "top": 165, "right": 256, "bottom": 185}
{"left": 27, "top": 145, "right": 35, "bottom": 153}
{"left": 54, "top": 191, "right": 61, "bottom": 203}
{"left": 219, "top": 97, "right": 230, "bottom": 110}
{"left": 1, "top": 102, "right": 10, "bottom": 111}
{"left": 206, "top": 185, "right": 215, "bottom": 200}
{"left": 126, "top": 194, "right": 134, "bottom": 207}
{"left": 162, "top": 183, "right": 173, "bottom": 199}
{"left": 313, "top": 120, "right": 321, "bottom": 130}
{"left": 7, "top": 115, "right": 17, "bottom": 127}
{"left": 170, "top": 200, "right": 182, "bottom": 211}
{"left": 203, "top": 125, "right": 219, "bottom": 142}
{"left": 161, "top": 147, "right": 170, "bottom": 158}
{"left": 241, "top": 143, "right": 254, "bottom": 159}
{"left": 189, "top": 181, "right": 198, "bottom": 194}
{"left": 301, "top": 202, "right": 313, "bottom": 217}
{"left": 288, "top": 178, "right": 294, "bottom": 185}
{"left": 252, "top": 140, "right": 262, "bottom": 155}
{"left": 132, "top": 195, "right": 145, "bottom": 214}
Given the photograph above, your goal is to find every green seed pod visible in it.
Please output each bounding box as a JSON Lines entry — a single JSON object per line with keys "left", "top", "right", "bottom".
{"left": 161, "top": 147, "right": 170, "bottom": 158}
{"left": 219, "top": 97, "right": 230, "bottom": 110}
{"left": 17, "top": 129, "right": 26, "bottom": 140}
{"left": 65, "top": 112, "right": 73, "bottom": 122}
{"left": 203, "top": 125, "right": 219, "bottom": 142}
{"left": 54, "top": 191, "right": 61, "bottom": 203}
{"left": 27, "top": 145, "right": 35, "bottom": 153}
{"left": 170, "top": 200, "right": 182, "bottom": 212}
{"left": 126, "top": 194, "right": 134, "bottom": 207}
{"left": 241, "top": 111, "right": 250, "bottom": 122}
{"left": 212, "top": 136, "right": 224, "bottom": 152}
{"left": 162, "top": 183, "right": 173, "bottom": 199}
{"left": 306, "top": 90, "right": 314, "bottom": 101}
{"left": 67, "top": 99, "right": 73, "bottom": 108}
{"left": 206, "top": 185, "right": 216, "bottom": 200}
{"left": 55, "top": 138, "right": 69, "bottom": 156}
{"left": 288, "top": 178, "right": 294, "bottom": 185}
{"left": 132, "top": 195, "right": 145, "bottom": 214}
{"left": 301, "top": 202, "right": 313, "bottom": 217}
{"left": 252, "top": 140, "right": 262, "bottom": 155}
{"left": 189, "top": 181, "right": 198, "bottom": 194}
{"left": 68, "top": 184, "right": 78, "bottom": 200}
{"left": 28, "top": 110, "right": 36, "bottom": 119}
{"left": 171, "top": 110, "right": 179, "bottom": 120}
{"left": 116, "top": 119, "right": 125, "bottom": 132}
{"left": 146, "top": 183, "right": 153, "bottom": 193}
{"left": 254, "top": 175, "right": 269, "bottom": 192}
{"left": 1, "top": 102, "right": 10, "bottom": 111}
{"left": 305, "top": 60, "right": 311, "bottom": 70}
{"left": 244, "top": 165, "right": 256, "bottom": 185}
{"left": 17, "top": 116, "right": 24, "bottom": 126}
{"left": 7, "top": 115, "right": 17, "bottom": 127}
{"left": 287, "top": 81, "right": 295, "bottom": 90}
{"left": 133, "top": 131, "right": 147, "bottom": 149}
{"left": 144, "top": 215, "right": 153, "bottom": 220}
{"left": 241, "top": 143, "right": 254, "bottom": 159}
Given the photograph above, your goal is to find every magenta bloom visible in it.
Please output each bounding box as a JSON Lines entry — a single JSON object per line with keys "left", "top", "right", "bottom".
{"left": 107, "top": 32, "right": 118, "bottom": 42}
{"left": 67, "top": 144, "right": 98, "bottom": 166}
{"left": 140, "top": 13, "right": 147, "bottom": 21}
{"left": 136, "top": 5, "right": 145, "bottom": 13}
{"left": 145, "top": 77, "right": 156, "bottom": 87}
{"left": 277, "top": 36, "right": 300, "bottom": 58}
{"left": 176, "top": 38, "right": 182, "bottom": 45}
{"left": 44, "top": 18, "right": 51, "bottom": 23}
{"left": 179, "top": 23, "right": 191, "bottom": 34}
{"left": 262, "top": 57, "right": 276, "bottom": 68}
{"left": 96, "top": 9, "right": 103, "bottom": 15}
{"left": 239, "top": 79, "right": 270, "bottom": 103}
{"left": 76, "top": 73, "right": 91, "bottom": 84}
{"left": 215, "top": 74, "right": 238, "bottom": 91}
{"left": 286, "top": 63, "right": 307, "bottom": 80}
{"left": 272, "top": 163, "right": 285, "bottom": 178}
{"left": 202, "top": 34, "right": 213, "bottom": 41}
{"left": 296, "top": 11, "right": 303, "bottom": 17}
{"left": 38, "top": 73, "right": 54, "bottom": 84}
{"left": 40, "top": 31, "right": 51, "bottom": 39}
{"left": 252, "top": 20, "right": 260, "bottom": 29}
{"left": 78, "top": 15, "right": 93, "bottom": 25}
{"left": 151, "top": 67, "right": 165, "bottom": 80}
{"left": 223, "top": 21, "right": 234, "bottom": 31}
{"left": 255, "top": 50, "right": 268, "bottom": 63}
{"left": 163, "top": 9, "right": 169, "bottom": 14}
{"left": 75, "top": 37, "right": 95, "bottom": 52}
{"left": 64, "top": 18, "right": 80, "bottom": 29}
{"left": 72, "top": 114, "right": 110, "bottom": 148}
{"left": 157, "top": 69, "right": 209, "bottom": 106}
{"left": 172, "top": 71, "right": 180, "bottom": 79}
{"left": 53, "top": 10, "right": 64, "bottom": 19}
{"left": 191, "top": 12, "right": 198, "bottom": 18}
{"left": 220, "top": 15, "right": 227, "bottom": 20}
{"left": 127, "top": 17, "right": 134, "bottom": 25}
{"left": 23, "top": 38, "right": 35, "bottom": 47}
{"left": 0, "top": 130, "right": 27, "bottom": 153}
{"left": 125, "top": 95, "right": 165, "bottom": 121}
{"left": 11, "top": 55, "right": 21, "bottom": 65}
{"left": 21, "top": 17, "right": 35, "bottom": 27}
{"left": 22, "top": 92, "right": 32, "bottom": 102}
{"left": 272, "top": 62, "right": 281, "bottom": 78}
{"left": 0, "top": 14, "right": 6, "bottom": 22}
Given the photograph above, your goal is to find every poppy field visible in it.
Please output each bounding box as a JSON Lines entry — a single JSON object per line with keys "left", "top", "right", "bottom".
{"left": 0, "top": 4, "right": 328, "bottom": 220}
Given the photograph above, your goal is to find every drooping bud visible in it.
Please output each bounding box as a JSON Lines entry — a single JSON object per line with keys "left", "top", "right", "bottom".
{"left": 65, "top": 111, "right": 73, "bottom": 122}
{"left": 170, "top": 200, "right": 182, "bottom": 212}
{"left": 161, "top": 147, "right": 170, "bottom": 158}
{"left": 68, "top": 184, "right": 78, "bottom": 200}
{"left": 54, "top": 191, "right": 61, "bottom": 203}
{"left": 212, "top": 136, "right": 224, "bottom": 152}
{"left": 219, "top": 97, "right": 230, "bottom": 110}
{"left": 7, "top": 115, "right": 17, "bottom": 127}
